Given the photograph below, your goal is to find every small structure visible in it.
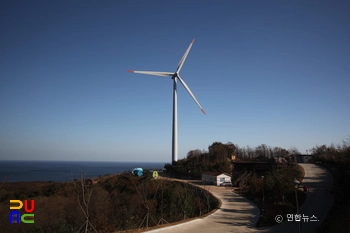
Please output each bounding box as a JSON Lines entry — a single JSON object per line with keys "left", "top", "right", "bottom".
{"left": 132, "top": 168, "right": 143, "bottom": 177}
{"left": 296, "top": 154, "right": 314, "bottom": 163}
{"left": 202, "top": 171, "right": 231, "bottom": 186}
{"left": 152, "top": 171, "right": 158, "bottom": 179}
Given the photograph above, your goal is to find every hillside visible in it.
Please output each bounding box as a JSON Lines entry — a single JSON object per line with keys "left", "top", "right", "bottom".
{"left": 1, "top": 172, "right": 219, "bottom": 233}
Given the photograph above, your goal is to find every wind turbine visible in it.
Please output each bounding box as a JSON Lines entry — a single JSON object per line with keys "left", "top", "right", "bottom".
{"left": 127, "top": 39, "right": 205, "bottom": 162}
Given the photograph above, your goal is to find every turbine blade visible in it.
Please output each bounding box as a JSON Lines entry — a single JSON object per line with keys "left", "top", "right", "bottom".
{"left": 176, "top": 39, "right": 194, "bottom": 74}
{"left": 127, "top": 70, "right": 173, "bottom": 77}
{"left": 177, "top": 75, "right": 206, "bottom": 114}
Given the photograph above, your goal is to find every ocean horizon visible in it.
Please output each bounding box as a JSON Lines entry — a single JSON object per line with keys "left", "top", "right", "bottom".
{"left": 0, "top": 160, "right": 168, "bottom": 182}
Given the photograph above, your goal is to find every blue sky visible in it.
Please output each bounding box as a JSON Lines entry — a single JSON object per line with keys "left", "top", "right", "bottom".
{"left": 1, "top": 0, "right": 349, "bottom": 162}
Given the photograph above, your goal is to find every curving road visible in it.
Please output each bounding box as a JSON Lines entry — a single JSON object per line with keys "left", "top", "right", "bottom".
{"left": 145, "top": 164, "right": 334, "bottom": 233}
{"left": 146, "top": 185, "right": 260, "bottom": 233}
{"left": 259, "top": 163, "right": 335, "bottom": 233}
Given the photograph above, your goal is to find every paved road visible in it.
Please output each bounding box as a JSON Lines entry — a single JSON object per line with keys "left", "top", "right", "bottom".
{"left": 260, "top": 163, "right": 335, "bottom": 233}
{"left": 145, "top": 164, "right": 334, "bottom": 233}
{"left": 146, "top": 185, "right": 260, "bottom": 233}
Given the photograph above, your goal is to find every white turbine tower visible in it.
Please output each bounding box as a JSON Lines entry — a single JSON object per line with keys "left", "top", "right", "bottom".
{"left": 127, "top": 39, "right": 205, "bottom": 162}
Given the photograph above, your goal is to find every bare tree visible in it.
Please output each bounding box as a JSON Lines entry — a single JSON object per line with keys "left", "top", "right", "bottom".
{"left": 175, "top": 183, "right": 191, "bottom": 220}
{"left": 72, "top": 171, "right": 97, "bottom": 233}
{"left": 157, "top": 180, "right": 168, "bottom": 225}
{"left": 343, "top": 135, "right": 350, "bottom": 147}
{"left": 289, "top": 146, "right": 301, "bottom": 155}
{"left": 200, "top": 185, "right": 212, "bottom": 213}
{"left": 0, "top": 174, "right": 11, "bottom": 189}
{"left": 131, "top": 178, "right": 158, "bottom": 229}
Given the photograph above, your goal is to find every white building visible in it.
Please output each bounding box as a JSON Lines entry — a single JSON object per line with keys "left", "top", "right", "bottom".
{"left": 202, "top": 171, "right": 232, "bottom": 186}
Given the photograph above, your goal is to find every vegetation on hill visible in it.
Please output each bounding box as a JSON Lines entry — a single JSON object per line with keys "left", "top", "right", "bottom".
{"left": 164, "top": 141, "right": 306, "bottom": 226}
{"left": 0, "top": 172, "right": 219, "bottom": 233}
{"left": 233, "top": 137, "right": 350, "bottom": 229}
{"left": 165, "top": 142, "right": 235, "bottom": 178}
{"left": 236, "top": 164, "right": 306, "bottom": 226}
{"left": 3, "top": 137, "right": 347, "bottom": 232}
{"left": 164, "top": 141, "right": 299, "bottom": 179}
{"left": 311, "top": 137, "right": 350, "bottom": 233}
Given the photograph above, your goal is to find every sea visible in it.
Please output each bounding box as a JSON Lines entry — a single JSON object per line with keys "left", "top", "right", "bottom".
{"left": 0, "top": 160, "right": 167, "bottom": 182}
